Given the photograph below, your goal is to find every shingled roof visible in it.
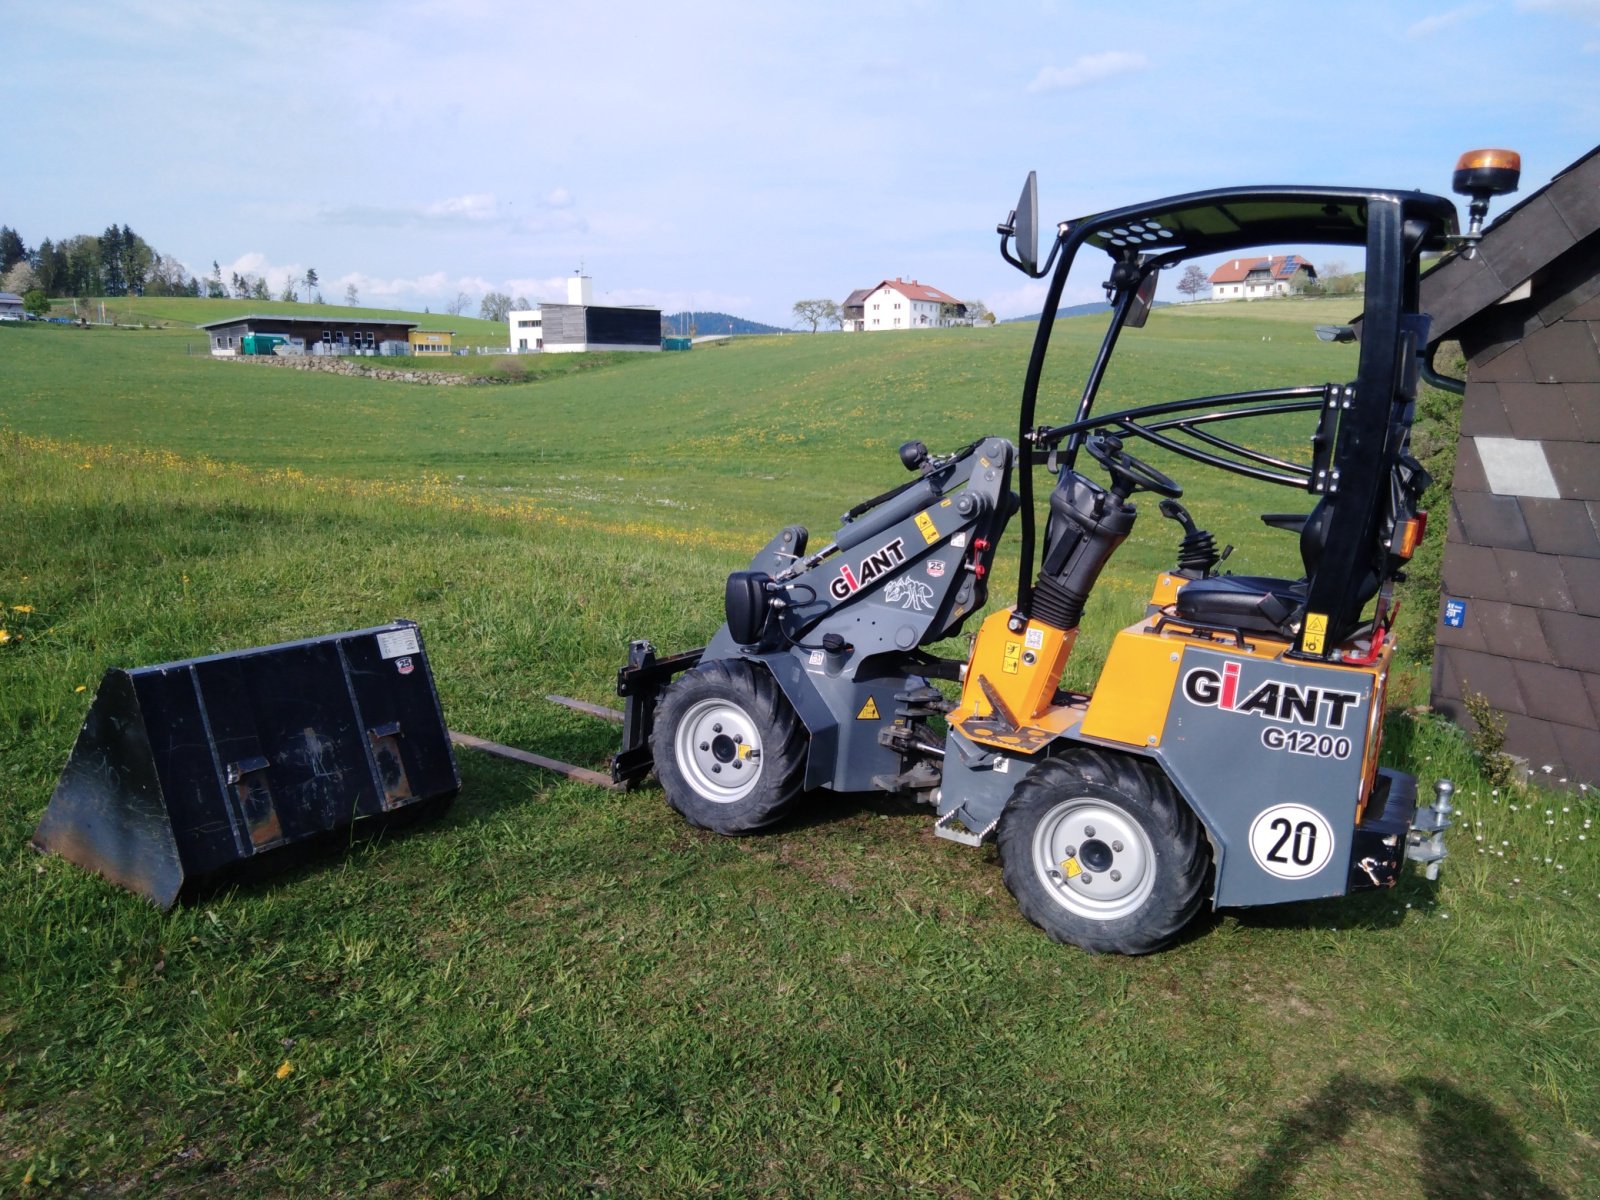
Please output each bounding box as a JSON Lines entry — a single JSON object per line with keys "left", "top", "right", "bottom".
{"left": 873, "top": 278, "right": 964, "bottom": 305}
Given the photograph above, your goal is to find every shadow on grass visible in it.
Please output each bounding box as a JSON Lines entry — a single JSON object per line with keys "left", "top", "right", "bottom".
{"left": 1229, "top": 1072, "right": 1566, "bottom": 1199}
{"left": 1221, "top": 868, "right": 1441, "bottom": 937}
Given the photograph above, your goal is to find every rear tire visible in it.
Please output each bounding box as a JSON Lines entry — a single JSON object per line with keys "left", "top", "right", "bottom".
{"left": 998, "top": 751, "right": 1209, "bottom": 954}
{"left": 651, "top": 660, "right": 807, "bottom": 835}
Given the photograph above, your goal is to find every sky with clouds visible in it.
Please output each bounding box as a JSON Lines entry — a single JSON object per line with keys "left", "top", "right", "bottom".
{"left": 3, "top": 0, "right": 1597, "bottom": 325}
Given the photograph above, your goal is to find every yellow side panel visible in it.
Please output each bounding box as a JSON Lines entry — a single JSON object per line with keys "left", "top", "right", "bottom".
{"left": 1080, "top": 628, "right": 1185, "bottom": 748}
{"left": 953, "top": 608, "right": 1076, "bottom": 727}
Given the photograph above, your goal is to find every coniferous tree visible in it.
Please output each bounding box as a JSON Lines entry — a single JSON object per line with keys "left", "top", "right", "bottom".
{"left": 0, "top": 226, "right": 26, "bottom": 275}
{"left": 100, "top": 225, "right": 127, "bottom": 296}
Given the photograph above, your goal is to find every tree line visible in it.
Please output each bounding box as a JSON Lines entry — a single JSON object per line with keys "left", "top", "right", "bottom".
{"left": 0, "top": 222, "right": 339, "bottom": 311}
{"left": 1, "top": 223, "right": 206, "bottom": 306}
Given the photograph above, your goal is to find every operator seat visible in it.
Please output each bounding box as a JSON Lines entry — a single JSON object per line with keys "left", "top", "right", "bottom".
{"left": 1170, "top": 498, "right": 1379, "bottom": 640}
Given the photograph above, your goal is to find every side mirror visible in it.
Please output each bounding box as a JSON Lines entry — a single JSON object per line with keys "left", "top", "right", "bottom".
{"left": 999, "top": 171, "right": 1039, "bottom": 274}
{"left": 1125, "top": 270, "right": 1159, "bottom": 329}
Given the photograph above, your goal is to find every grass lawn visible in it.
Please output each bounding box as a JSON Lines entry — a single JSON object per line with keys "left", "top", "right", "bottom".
{"left": 1, "top": 311, "right": 1596, "bottom": 1197}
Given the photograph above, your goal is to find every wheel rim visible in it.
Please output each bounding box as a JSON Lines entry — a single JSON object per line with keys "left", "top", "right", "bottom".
{"left": 673, "top": 697, "right": 764, "bottom": 804}
{"left": 1030, "top": 796, "right": 1156, "bottom": 921}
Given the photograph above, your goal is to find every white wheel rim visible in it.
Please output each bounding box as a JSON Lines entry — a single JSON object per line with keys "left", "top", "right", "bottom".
{"left": 1030, "top": 797, "right": 1156, "bottom": 922}
{"left": 674, "top": 697, "right": 764, "bottom": 803}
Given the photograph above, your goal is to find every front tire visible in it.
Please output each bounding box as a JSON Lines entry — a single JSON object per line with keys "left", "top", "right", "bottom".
{"left": 651, "top": 660, "right": 807, "bottom": 835}
{"left": 998, "top": 751, "right": 1209, "bottom": 954}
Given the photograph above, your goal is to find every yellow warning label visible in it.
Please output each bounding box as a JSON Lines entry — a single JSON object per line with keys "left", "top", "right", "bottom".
{"left": 1002, "top": 641, "right": 1021, "bottom": 675}
{"left": 856, "top": 697, "right": 880, "bottom": 721}
{"left": 1062, "top": 857, "right": 1082, "bottom": 879}
{"left": 1303, "top": 611, "right": 1329, "bottom": 655}
{"left": 914, "top": 511, "right": 940, "bottom": 545}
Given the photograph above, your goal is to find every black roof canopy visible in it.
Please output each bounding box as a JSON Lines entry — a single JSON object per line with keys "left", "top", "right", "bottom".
{"left": 1066, "top": 185, "right": 1460, "bottom": 262}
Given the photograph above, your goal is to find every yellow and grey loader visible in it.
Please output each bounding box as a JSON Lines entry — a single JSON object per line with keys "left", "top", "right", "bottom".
{"left": 586, "top": 152, "right": 1521, "bottom": 953}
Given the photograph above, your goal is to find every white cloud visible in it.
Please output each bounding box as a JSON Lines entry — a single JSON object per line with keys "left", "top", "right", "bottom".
{"left": 1026, "top": 51, "right": 1149, "bottom": 94}
{"left": 222, "top": 253, "right": 306, "bottom": 293}
{"left": 420, "top": 194, "right": 499, "bottom": 221}
{"left": 545, "top": 187, "right": 574, "bottom": 208}
{"left": 1406, "top": 4, "right": 1490, "bottom": 38}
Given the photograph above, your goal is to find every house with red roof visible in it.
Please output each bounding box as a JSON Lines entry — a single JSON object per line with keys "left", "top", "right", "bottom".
{"left": 841, "top": 278, "right": 968, "bottom": 331}
{"left": 1208, "top": 254, "right": 1316, "bottom": 301}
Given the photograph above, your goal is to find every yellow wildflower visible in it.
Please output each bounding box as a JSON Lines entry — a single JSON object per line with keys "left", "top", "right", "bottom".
{"left": 0, "top": 630, "right": 10, "bottom": 644}
{"left": 275, "top": 1061, "right": 294, "bottom": 1080}
{"left": 12, "top": 605, "right": 33, "bottom": 613}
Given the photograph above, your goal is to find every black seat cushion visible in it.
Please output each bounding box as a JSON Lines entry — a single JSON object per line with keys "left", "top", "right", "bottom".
{"left": 1174, "top": 574, "right": 1306, "bottom": 637}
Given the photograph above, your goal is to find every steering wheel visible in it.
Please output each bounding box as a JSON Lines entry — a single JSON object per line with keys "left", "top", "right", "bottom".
{"left": 1084, "top": 433, "right": 1183, "bottom": 499}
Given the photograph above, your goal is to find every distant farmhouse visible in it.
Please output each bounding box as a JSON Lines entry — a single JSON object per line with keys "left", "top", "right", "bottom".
{"left": 0, "top": 291, "right": 24, "bottom": 320}
{"left": 507, "top": 276, "right": 661, "bottom": 354}
{"left": 1209, "top": 254, "right": 1316, "bottom": 301}
{"left": 200, "top": 315, "right": 418, "bottom": 357}
{"left": 842, "top": 278, "right": 969, "bottom": 332}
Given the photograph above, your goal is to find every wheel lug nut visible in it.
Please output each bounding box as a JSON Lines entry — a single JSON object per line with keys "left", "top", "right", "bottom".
{"left": 700, "top": 742, "right": 710, "bottom": 752}
{"left": 1084, "top": 826, "right": 1097, "bottom": 838}
{"left": 712, "top": 765, "right": 721, "bottom": 773}
{"left": 1111, "top": 870, "right": 1122, "bottom": 882}
{"left": 1065, "top": 845, "right": 1077, "bottom": 858}
{"left": 733, "top": 761, "right": 743, "bottom": 770}
{"left": 1081, "top": 873, "right": 1093, "bottom": 883}
{"left": 713, "top": 723, "right": 723, "bottom": 733}
{"left": 1112, "top": 840, "right": 1123, "bottom": 852}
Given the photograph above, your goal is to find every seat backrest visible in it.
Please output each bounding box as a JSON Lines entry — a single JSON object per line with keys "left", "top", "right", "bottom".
{"left": 1298, "top": 493, "right": 1380, "bottom": 609}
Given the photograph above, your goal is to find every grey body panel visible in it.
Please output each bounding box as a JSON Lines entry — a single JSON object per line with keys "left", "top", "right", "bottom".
{"left": 699, "top": 439, "right": 1017, "bottom": 794}
{"left": 1143, "top": 643, "right": 1375, "bottom": 907}
{"left": 938, "top": 729, "right": 1036, "bottom": 831}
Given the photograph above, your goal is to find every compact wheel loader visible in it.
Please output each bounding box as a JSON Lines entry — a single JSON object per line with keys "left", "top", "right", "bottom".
{"left": 604, "top": 152, "right": 1520, "bottom": 954}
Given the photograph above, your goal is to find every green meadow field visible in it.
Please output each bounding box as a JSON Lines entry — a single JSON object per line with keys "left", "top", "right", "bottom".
{"left": 2, "top": 301, "right": 1597, "bottom": 1197}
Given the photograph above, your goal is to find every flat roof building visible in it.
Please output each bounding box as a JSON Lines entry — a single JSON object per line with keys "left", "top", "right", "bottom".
{"left": 507, "top": 276, "right": 661, "bottom": 354}
{"left": 199, "top": 314, "right": 417, "bottom": 357}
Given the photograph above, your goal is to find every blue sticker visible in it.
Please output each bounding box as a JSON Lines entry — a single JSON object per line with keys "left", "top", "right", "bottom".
{"left": 1443, "top": 598, "right": 1467, "bottom": 628}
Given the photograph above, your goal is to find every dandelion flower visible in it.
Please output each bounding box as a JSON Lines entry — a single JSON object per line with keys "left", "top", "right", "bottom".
{"left": 11, "top": 604, "right": 32, "bottom": 613}
{"left": 0, "top": 630, "right": 9, "bottom": 644}
{"left": 74, "top": 685, "right": 85, "bottom": 694}
{"left": 275, "top": 1061, "right": 294, "bottom": 1080}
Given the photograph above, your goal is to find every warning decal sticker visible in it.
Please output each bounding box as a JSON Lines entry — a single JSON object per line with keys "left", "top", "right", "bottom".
{"left": 856, "top": 697, "right": 881, "bottom": 721}
{"left": 1302, "top": 611, "right": 1329, "bottom": 655}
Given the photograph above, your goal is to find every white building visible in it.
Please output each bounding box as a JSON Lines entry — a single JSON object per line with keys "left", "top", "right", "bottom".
{"left": 0, "top": 291, "right": 24, "bottom": 320}
{"left": 507, "top": 276, "right": 661, "bottom": 354}
{"left": 841, "top": 278, "right": 968, "bottom": 332}
{"left": 1208, "top": 254, "right": 1317, "bottom": 301}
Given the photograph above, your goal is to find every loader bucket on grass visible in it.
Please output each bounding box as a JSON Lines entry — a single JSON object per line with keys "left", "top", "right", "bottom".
{"left": 32, "top": 620, "right": 459, "bottom": 908}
